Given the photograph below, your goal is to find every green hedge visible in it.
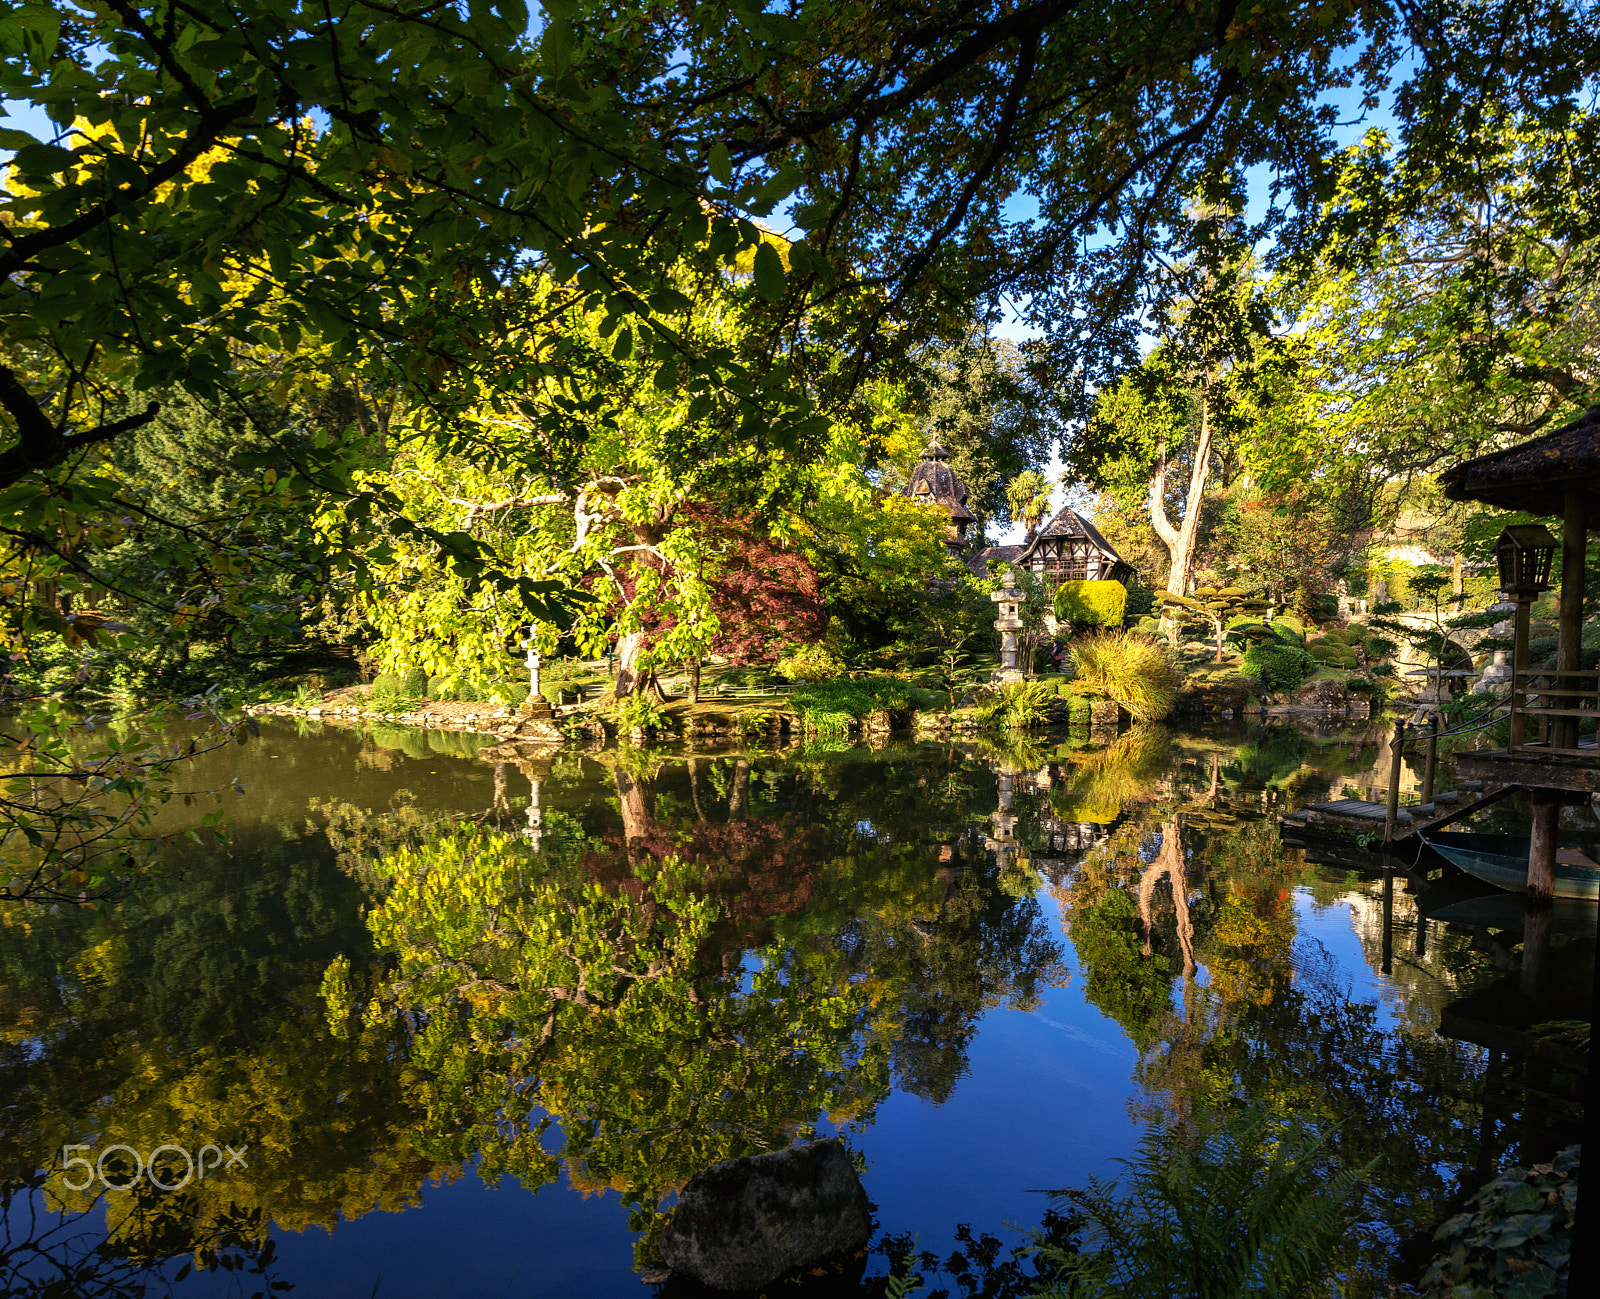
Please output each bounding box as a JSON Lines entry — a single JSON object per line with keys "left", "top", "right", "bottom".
{"left": 1054, "top": 579, "right": 1128, "bottom": 628}
{"left": 1243, "top": 643, "right": 1316, "bottom": 691}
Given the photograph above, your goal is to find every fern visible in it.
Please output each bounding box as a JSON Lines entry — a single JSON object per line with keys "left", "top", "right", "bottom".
{"left": 1032, "top": 1105, "right": 1369, "bottom": 1298}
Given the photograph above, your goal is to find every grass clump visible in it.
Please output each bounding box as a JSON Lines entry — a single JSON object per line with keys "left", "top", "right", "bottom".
{"left": 610, "top": 691, "right": 669, "bottom": 733}
{"left": 789, "top": 676, "right": 917, "bottom": 735}
{"left": 368, "top": 673, "right": 421, "bottom": 712}
{"left": 1068, "top": 631, "right": 1181, "bottom": 722}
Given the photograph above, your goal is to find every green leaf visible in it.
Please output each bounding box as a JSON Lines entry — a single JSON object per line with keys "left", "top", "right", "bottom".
{"left": 752, "top": 241, "right": 785, "bottom": 302}
{"left": 709, "top": 141, "right": 732, "bottom": 186}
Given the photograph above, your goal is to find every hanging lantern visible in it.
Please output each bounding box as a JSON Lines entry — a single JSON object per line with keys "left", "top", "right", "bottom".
{"left": 1494, "top": 524, "right": 1557, "bottom": 597}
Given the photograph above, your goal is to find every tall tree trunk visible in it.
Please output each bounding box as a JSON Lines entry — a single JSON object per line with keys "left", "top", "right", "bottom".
{"left": 613, "top": 631, "right": 666, "bottom": 700}
{"left": 689, "top": 756, "right": 707, "bottom": 822}
{"left": 614, "top": 766, "right": 653, "bottom": 861}
{"left": 1147, "top": 386, "right": 1215, "bottom": 598}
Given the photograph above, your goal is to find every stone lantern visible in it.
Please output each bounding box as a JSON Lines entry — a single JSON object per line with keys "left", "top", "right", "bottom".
{"left": 990, "top": 567, "right": 1025, "bottom": 684}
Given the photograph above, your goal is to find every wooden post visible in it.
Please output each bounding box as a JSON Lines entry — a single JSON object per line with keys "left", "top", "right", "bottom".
{"left": 1528, "top": 792, "right": 1559, "bottom": 902}
{"left": 1422, "top": 714, "right": 1439, "bottom": 804}
{"left": 1510, "top": 596, "right": 1531, "bottom": 749}
{"left": 1557, "top": 485, "right": 1587, "bottom": 751}
{"left": 1383, "top": 718, "right": 1406, "bottom": 843}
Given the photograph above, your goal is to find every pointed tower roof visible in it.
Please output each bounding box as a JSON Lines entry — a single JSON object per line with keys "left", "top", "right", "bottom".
{"left": 905, "top": 438, "right": 974, "bottom": 520}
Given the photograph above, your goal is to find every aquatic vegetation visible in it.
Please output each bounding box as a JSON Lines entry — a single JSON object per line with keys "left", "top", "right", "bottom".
{"left": 1068, "top": 632, "right": 1181, "bottom": 722}
{"left": 1419, "top": 1144, "right": 1577, "bottom": 1298}
{"left": 1033, "top": 1106, "right": 1368, "bottom": 1298}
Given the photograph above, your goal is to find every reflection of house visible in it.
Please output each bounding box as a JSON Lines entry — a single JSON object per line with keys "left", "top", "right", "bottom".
{"left": 904, "top": 439, "right": 976, "bottom": 557}
{"left": 969, "top": 505, "right": 1131, "bottom": 588}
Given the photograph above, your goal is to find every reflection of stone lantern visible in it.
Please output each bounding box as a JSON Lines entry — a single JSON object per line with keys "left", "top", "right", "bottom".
{"left": 525, "top": 771, "right": 544, "bottom": 850}
{"left": 990, "top": 567, "right": 1025, "bottom": 684}
{"left": 984, "top": 770, "right": 1020, "bottom": 870}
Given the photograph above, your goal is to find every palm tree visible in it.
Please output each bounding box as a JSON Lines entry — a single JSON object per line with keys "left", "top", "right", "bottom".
{"left": 1006, "top": 470, "right": 1052, "bottom": 543}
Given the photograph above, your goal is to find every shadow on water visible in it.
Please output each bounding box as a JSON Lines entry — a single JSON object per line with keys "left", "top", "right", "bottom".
{"left": 0, "top": 717, "right": 1588, "bottom": 1297}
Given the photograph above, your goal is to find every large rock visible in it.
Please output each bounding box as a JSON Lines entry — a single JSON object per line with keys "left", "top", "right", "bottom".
{"left": 658, "top": 1140, "right": 871, "bottom": 1291}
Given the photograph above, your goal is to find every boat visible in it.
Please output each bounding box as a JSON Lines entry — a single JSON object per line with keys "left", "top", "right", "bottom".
{"left": 1418, "top": 882, "right": 1597, "bottom": 931}
{"left": 1418, "top": 831, "right": 1600, "bottom": 901}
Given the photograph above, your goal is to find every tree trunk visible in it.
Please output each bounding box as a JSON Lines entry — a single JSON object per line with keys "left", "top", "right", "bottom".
{"left": 689, "top": 757, "right": 707, "bottom": 822}
{"left": 690, "top": 657, "right": 701, "bottom": 704}
{"left": 1147, "top": 385, "right": 1215, "bottom": 610}
{"left": 613, "top": 631, "right": 666, "bottom": 700}
{"left": 614, "top": 766, "right": 653, "bottom": 865}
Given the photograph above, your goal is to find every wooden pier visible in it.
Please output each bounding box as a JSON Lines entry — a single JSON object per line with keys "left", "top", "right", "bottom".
{"left": 1281, "top": 782, "right": 1518, "bottom": 849}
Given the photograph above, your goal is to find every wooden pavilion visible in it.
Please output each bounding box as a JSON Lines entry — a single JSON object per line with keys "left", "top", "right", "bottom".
{"left": 1439, "top": 404, "right": 1600, "bottom": 899}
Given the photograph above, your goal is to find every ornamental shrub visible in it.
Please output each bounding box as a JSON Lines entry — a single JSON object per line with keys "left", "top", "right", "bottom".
{"left": 401, "top": 666, "right": 428, "bottom": 697}
{"left": 776, "top": 641, "right": 846, "bottom": 681}
{"left": 1123, "top": 583, "right": 1157, "bottom": 622}
{"left": 971, "top": 680, "right": 1054, "bottom": 730}
{"left": 1054, "top": 579, "right": 1128, "bottom": 628}
{"left": 1243, "top": 642, "right": 1315, "bottom": 691}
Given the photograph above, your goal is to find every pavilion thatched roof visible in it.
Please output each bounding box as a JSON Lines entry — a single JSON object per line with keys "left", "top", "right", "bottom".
{"left": 1439, "top": 404, "right": 1600, "bottom": 518}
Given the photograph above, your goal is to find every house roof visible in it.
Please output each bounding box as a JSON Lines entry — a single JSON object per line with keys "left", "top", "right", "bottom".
{"left": 1439, "top": 404, "right": 1600, "bottom": 520}
{"left": 1019, "top": 505, "right": 1125, "bottom": 564}
{"left": 967, "top": 544, "right": 1024, "bottom": 575}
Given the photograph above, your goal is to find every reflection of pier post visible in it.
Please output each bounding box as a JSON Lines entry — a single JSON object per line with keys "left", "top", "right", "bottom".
{"left": 1381, "top": 868, "right": 1393, "bottom": 976}
{"left": 1520, "top": 904, "right": 1552, "bottom": 997}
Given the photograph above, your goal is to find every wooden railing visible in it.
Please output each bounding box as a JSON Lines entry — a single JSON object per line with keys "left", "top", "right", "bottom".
{"left": 1510, "top": 667, "right": 1600, "bottom": 753}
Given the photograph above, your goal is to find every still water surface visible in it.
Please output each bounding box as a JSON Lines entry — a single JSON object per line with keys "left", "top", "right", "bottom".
{"left": 1, "top": 718, "right": 1590, "bottom": 1297}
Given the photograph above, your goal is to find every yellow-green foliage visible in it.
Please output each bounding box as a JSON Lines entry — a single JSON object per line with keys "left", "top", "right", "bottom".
{"left": 1055, "top": 580, "right": 1128, "bottom": 628}
{"left": 1069, "top": 631, "right": 1182, "bottom": 722}
{"left": 777, "top": 641, "right": 846, "bottom": 681}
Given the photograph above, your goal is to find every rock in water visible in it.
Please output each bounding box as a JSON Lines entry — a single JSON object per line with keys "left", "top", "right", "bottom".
{"left": 658, "top": 1140, "right": 871, "bottom": 1291}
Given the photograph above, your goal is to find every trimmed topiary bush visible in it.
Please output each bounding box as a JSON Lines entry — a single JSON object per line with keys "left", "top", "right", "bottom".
{"left": 1243, "top": 642, "right": 1315, "bottom": 691}
{"left": 1055, "top": 580, "right": 1128, "bottom": 629}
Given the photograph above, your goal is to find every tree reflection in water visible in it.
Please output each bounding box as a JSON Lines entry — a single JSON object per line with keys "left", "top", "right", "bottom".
{"left": 0, "top": 724, "right": 1576, "bottom": 1296}
{"left": 2, "top": 740, "right": 1068, "bottom": 1284}
{"left": 1038, "top": 731, "right": 1532, "bottom": 1298}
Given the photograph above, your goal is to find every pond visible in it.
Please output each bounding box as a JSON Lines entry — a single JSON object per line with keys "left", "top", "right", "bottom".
{"left": 1, "top": 717, "right": 1590, "bottom": 1297}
